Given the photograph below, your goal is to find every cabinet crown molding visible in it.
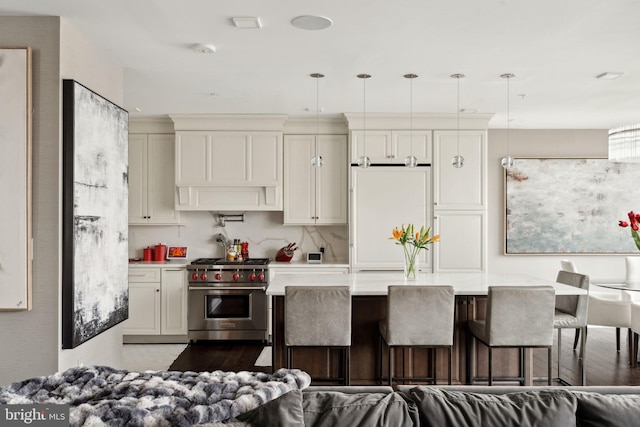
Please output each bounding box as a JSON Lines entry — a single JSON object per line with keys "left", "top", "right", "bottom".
{"left": 343, "top": 112, "right": 492, "bottom": 130}
{"left": 170, "top": 114, "right": 289, "bottom": 131}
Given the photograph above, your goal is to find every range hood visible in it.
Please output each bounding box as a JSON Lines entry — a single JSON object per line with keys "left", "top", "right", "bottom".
{"left": 170, "top": 115, "right": 288, "bottom": 211}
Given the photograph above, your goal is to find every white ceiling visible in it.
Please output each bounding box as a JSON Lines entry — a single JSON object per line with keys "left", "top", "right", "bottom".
{"left": 3, "top": 0, "right": 640, "bottom": 129}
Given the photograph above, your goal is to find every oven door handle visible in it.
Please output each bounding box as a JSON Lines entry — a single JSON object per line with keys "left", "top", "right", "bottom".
{"left": 188, "top": 286, "right": 267, "bottom": 291}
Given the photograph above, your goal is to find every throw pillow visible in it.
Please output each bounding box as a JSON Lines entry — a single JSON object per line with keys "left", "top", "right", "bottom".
{"left": 574, "top": 391, "right": 640, "bottom": 427}
{"left": 302, "top": 391, "right": 419, "bottom": 427}
{"left": 234, "top": 389, "right": 304, "bottom": 427}
{"left": 402, "top": 386, "right": 577, "bottom": 427}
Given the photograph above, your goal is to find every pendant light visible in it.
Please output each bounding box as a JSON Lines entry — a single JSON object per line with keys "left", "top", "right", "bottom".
{"left": 310, "top": 73, "right": 324, "bottom": 168}
{"left": 357, "top": 73, "right": 372, "bottom": 168}
{"left": 450, "top": 73, "right": 465, "bottom": 168}
{"left": 500, "top": 73, "right": 515, "bottom": 169}
{"left": 404, "top": 73, "right": 418, "bottom": 168}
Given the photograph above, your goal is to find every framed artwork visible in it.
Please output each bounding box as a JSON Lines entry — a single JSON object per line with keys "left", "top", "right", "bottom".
{"left": 62, "top": 79, "right": 129, "bottom": 349}
{"left": 505, "top": 158, "right": 640, "bottom": 254}
{"left": 0, "top": 47, "right": 32, "bottom": 311}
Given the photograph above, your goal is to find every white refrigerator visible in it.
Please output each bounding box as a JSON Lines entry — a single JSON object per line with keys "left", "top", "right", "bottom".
{"left": 350, "top": 166, "right": 432, "bottom": 271}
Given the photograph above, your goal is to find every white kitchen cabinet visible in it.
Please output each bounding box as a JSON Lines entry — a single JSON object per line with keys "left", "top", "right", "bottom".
{"left": 123, "top": 267, "right": 187, "bottom": 336}
{"left": 433, "top": 130, "right": 486, "bottom": 210}
{"left": 174, "top": 131, "right": 283, "bottom": 211}
{"left": 433, "top": 211, "right": 486, "bottom": 272}
{"left": 350, "top": 166, "right": 432, "bottom": 271}
{"left": 129, "top": 134, "right": 181, "bottom": 224}
{"left": 350, "top": 130, "right": 431, "bottom": 165}
{"left": 161, "top": 268, "right": 188, "bottom": 335}
{"left": 432, "top": 130, "right": 487, "bottom": 272}
{"left": 283, "top": 135, "right": 347, "bottom": 225}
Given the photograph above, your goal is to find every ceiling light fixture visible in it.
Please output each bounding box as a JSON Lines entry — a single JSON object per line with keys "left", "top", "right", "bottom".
{"left": 404, "top": 73, "right": 418, "bottom": 168}
{"left": 291, "top": 15, "right": 333, "bottom": 30}
{"left": 192, "top": 43, "right": 216, "bottom": 54}
{"left": 310, "top": 73, "right": 324, "bottom": 168}
{"left": 232, "top": 17, "right": 262, "bottom": 29}
{"left": 608, "top": 123, "right": 640, "bottom": 163}
{"left": 500, "top": 73, "right": 515, "bottom": 169}
{"left": 356, "top": 73, "right": 372, "bottom": 168}
{"left": 451, "top": 73, "right": 465, "bottom": 168}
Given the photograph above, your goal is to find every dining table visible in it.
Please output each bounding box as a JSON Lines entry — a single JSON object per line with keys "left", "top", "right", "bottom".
{"left": 267, "top": 271, "right": 587, "bottom": 386}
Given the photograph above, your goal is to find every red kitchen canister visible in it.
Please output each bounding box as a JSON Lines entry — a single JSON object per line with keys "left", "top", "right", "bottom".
{"left": 154, "top": 243, "right": 167, "bottom": 261}
{"left": 143, "top": 247, "right": 154, "bottom": 261}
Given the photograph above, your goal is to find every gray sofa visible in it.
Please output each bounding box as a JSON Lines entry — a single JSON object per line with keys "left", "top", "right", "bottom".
{"left": 230, "top": 384, "right": 640, "bottom": 427}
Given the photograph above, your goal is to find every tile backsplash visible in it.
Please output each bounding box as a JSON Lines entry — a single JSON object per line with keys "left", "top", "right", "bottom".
{"left": 128, "top": 211, "right": 349, "bottom": 263}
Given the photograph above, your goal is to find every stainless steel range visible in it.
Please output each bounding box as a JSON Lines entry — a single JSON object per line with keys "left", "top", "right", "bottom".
{"left": 187, "top": 258, "right": 269, "bottom": 342}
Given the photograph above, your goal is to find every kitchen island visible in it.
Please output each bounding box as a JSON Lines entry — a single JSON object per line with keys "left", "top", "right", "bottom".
{"left": 267, "top": 272, "right": 587, "bottom": 385}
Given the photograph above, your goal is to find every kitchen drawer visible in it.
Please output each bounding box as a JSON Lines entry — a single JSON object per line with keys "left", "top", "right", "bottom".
{"left": 128, "top": 267, "right": 161, "bottom": 283}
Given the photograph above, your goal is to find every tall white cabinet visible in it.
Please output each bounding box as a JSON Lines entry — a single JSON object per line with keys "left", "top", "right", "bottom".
{"left": 128, "top": 134, "right": 181, "bottom": 225}
{"left": 284, "top": 134, "right": 347, "bottom": 225}
{"left": 433, "top": 130, "right": 487, "bottom": 272}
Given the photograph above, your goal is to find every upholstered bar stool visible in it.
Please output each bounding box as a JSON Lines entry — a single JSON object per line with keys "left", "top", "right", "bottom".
{"left": 554, "top": 270, "right": 589, "bottom": 385}
{"left": 469, "top": 286, "right": 555, "bottom": 386}
{"left": 378, "top": 285, "right": 455, "bottom": 386}
{"left": 284, "top": 286, "right": 352, "bottom": 385}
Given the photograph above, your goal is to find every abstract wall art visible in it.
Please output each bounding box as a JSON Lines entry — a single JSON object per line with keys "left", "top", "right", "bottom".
{"left": 0, "top": 47, "right": 32, "bottom": 311}
{"left": 505, "top": 158, "right": 640, "bottom": 254}
{"left": 62, "top": 79, "right": 129, "bottom": 349}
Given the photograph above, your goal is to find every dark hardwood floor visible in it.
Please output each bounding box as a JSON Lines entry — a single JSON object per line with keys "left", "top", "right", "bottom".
{"left": 167, "top": 328, "right": 640, "bottom": 386}
{"left": 169, "top": 341, "right": 271, "bottom": 373}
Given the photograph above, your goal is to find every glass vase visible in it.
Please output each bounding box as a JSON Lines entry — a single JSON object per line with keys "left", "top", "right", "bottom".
{"left": 403, "top": 248, "right": 419, "bottom": 280}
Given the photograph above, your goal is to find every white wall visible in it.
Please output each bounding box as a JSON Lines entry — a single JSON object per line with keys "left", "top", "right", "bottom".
{"left": 58, "top": 18, "right": 125, "bottom": 372}
{"left": 0, "top": 16, "right": 61, "bottom": 386}
{"left": 487, "top": 129, "right": 628, "bottom": 281}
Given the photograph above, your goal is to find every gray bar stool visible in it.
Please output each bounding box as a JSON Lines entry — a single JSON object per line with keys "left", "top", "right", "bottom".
{"left": 469, "top": 286, "right": 555, "bottom": 386}
{"left": 378, "top": 285, "right": 455, "bottom": 386}
{"left": 285, "top": 286, "right": 352, "bottom": 385}
{"left": 554, "top": 270, "right": 589, "bottom": 385}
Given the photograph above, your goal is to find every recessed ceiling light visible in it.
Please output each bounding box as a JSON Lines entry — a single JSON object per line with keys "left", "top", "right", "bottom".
{"left": 291, "top": 15, "right": 333, "bottom": 30}
{"left": 232, "top": 17, "right": 262, "bottom": 29}
{"left": 192, "top": 43, "right": 216, "bottom": 54}
{"left": 596, "top": 72, "right": 624, "bottom": 80}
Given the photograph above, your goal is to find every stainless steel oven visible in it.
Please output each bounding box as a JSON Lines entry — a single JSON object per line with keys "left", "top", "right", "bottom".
{"left": 187, "top": 258, "right": 269, "bottom": 342}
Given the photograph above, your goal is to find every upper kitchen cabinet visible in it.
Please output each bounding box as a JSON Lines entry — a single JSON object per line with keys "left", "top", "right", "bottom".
{"left": 171, "top": 115, "right": 288, "bottom": 211}
{"left": 433, "top": 130, "right": 487, "bottom": 210}
{"left": 350, "top": 130, "right": 431, "bottom": 165}
{"left": 128, "top": 133, "right": 181, "bottom": 225}
{"left": 283, "top": 134, "right": 347, "bottom": 225}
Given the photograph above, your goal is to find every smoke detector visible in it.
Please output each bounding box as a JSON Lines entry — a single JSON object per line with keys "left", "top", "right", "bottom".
{"left": 192, "top": 44, "right": 216, "bottom": 54}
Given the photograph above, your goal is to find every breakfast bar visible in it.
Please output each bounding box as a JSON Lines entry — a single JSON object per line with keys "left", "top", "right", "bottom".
{"left": 267, "top": 272, "right": 588, "bottom": 385}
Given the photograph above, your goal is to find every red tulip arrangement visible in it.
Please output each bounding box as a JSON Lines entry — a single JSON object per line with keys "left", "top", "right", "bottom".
{"left": 618, "top": 211, "right": 640, "bottom": 251}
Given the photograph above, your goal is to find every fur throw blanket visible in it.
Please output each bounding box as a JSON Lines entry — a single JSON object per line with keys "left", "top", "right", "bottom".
{"left": 0, "top": 365, "right": 311, "bottom": 426}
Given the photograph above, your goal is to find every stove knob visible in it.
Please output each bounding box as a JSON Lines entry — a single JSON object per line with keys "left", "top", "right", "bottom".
{"left": 249, "top": 273, "right": 256, "bottom": 281}
{"left": 257, "top": 273, "right": 265, "bottom": 282}
{"left": 191, "top": 273, "right": 198, "bottom": 281}
{"left": 233, "top": 273, "right": 240, "bottom": 281}
{"left": 200, "top": 273, "right": 207, "bottom": 281}
{"left": 215, "top": 273, "right": 222, "bottom": 280}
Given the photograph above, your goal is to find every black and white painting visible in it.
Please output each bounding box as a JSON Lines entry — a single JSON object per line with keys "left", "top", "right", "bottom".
{"left": 62, "top": 80, "right": 128, "bottom": 349}
{"left": 0, "top": 47, "right": 32, "bottom": 311}
{"left": 505, "top": 158, "right": 640, "bottom": 254}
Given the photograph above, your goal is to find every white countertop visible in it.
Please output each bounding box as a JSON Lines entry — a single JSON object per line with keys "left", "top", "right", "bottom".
{"left": 128, "top": 260, "right": 189, "bottom": 268}
{"left": 266, "top": 271, "right": 588, "bottom": 296}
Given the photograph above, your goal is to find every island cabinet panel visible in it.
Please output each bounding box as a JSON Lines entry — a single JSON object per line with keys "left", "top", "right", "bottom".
{"left": 273, "top": 295, "right": 525, "bottom": 385}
